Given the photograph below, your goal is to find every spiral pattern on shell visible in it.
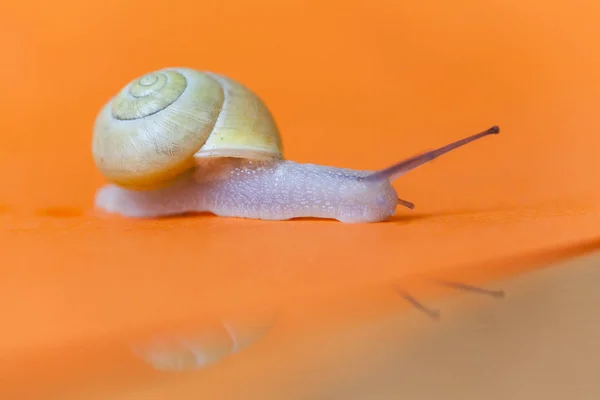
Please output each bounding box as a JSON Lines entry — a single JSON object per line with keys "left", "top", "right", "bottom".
{"left": 111, "top": 70, "right": 187, "bottom": 120}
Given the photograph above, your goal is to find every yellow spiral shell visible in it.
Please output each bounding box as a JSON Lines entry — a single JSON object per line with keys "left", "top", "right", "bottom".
{"left": 92, "top": 67, "right": 284, "bottom": 190}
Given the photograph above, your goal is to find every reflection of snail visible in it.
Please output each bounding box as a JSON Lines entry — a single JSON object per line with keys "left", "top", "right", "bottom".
{"left": 131, "top": 316, "right": 274, "bottom": 371}
{"left": 92, "top": 67, "right": 499, "bottom": 223}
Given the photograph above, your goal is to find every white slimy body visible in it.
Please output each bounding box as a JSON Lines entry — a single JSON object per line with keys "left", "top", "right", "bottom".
{"left": 95, "top": 159, "right": 401, "bottom": 223}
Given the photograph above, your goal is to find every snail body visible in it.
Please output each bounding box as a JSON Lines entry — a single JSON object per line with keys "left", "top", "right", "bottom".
{"left": 96, "top": 158, "right": 400, "bottom": 223}
{"left": 93, "top": 67, "right": 499, "bottom": 223}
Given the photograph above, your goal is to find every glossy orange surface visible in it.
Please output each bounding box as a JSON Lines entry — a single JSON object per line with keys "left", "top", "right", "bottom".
{"left": 2, "top": 0, "right": 600, "bottom": 398}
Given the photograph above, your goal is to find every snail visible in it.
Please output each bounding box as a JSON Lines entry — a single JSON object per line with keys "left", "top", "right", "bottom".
{"left": 92, "top": 67, "right": 499, "bottom": 223}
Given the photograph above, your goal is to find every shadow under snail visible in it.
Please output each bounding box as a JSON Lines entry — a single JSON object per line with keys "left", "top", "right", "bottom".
{"left": 92, "top": 67, "right": 499, "bottom": 223}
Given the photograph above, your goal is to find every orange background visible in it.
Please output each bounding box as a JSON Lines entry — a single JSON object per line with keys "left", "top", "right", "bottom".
{"left": 2, "top": 0, "right": 600, "bottom": 398}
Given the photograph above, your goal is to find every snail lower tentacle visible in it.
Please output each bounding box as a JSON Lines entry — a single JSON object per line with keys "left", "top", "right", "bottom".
{"left": 94, "top": 158, "right": 400, "bottom": 223}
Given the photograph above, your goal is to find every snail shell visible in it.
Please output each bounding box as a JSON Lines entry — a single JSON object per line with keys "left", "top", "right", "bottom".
{"left": 92, "top": 67, "right": 283, "bottom": 190}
